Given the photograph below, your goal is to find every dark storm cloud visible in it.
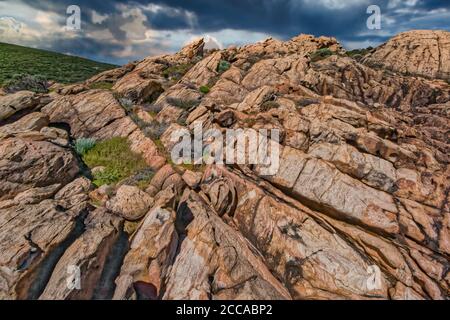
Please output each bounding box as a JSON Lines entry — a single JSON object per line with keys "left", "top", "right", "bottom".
{"left": 20, "top": 0, "right": 449, "bottom": 33}
{"left": 5, "top": 0, "right": 450, "bottom": 64}
{"left": 20, "top": 0, "right": 372, "bottom": 36}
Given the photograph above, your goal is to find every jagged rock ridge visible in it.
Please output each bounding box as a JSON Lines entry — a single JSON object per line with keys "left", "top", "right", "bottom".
{"left": 0, "top": 30, "right": 449, "bottom": 300}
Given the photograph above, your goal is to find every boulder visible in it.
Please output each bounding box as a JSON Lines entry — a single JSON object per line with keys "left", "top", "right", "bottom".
{"left": 0, "top": 137, "right": 79, "bottom": 201}
{"left": 162, "top": 190, "right": 292, "bottom": 300}
{"left": 106, "top": 186, "right": 154, "bottom": 221}
{"left": 0, "top": 91, "right": 42, "bottom": 121}
{"left": 113, "top": 207, "right": 178, "bottom": 300}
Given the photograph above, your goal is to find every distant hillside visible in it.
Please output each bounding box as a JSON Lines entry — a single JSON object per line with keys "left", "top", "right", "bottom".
{"left": 0, "top": 42, "right": 118, "bottom": 85}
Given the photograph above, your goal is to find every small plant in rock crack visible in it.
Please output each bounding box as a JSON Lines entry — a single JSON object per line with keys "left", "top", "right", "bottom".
{"left": 88, "top": 81, "right": 114, "bottom": 90}
{"left": 118, "top": 97, "right": 134, "bottom": 113}
{"left": 166, "top": 97, "right": 201, "bottom": 110}
{"left": 144, "top": 103, "right": 164, "bottom": 116}
{"left": 162, "top": 63, "right": 194, "bottom": 80}
{"left": 129, "top": 113, "right": 147, "bottom": 129}
{"left": 346, "top": 47, "right": 374, "bottom": 61}
{"left": 217, "top": 60, "right": 231, "bottom": 73}
{"left": 310, "top": 48, "right": 336, "bottom": 62}
{"left": 177, "top": 111, "right": 189, "bottom": 126}
{"left": 261, "top": 100, "right": 280, "bottom": 112}
{"left": 199, "top": 85, "right": 210, "bottom": 94}
{"left": 74, "top": 138, "right": 96, "bottom": 156}
{"left": 142, "top": 121, "right": 169, "bottom": 141}
{"left": 119, "top": 168, "right": 155, "bottom": 190}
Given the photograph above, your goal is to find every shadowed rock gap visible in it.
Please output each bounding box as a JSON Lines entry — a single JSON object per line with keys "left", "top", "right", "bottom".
{"left": 22, "top": 210, "right": 89, "bottom": 300}
{"left": 92, "top": 230, "right": 130, "bottom": 300}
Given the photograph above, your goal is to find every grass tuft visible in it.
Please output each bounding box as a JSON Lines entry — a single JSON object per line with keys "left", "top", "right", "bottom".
{"left": 217, "top": 60, "right": 231, "bottom": 73}
{"left": 199, "top": 85, "right": 210, "bottom": 94}
{"left": 261, "top": 101, "right": 280, "bottom": 112}
{"left": 81, "top": 137, "right": 148, "bottom": 187}
{"left": 166, "top": 97, "right": 201, "bottom": 110}
{"left": 88, "top": 81, "right": 114, "bottom": 90}
{"left": 162, "top": 63, "right": 194, "bottom": 80}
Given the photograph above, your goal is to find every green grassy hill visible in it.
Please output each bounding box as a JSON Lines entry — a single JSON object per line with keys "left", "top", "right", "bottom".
{"left": 0, "top": 42, "right": 118, "bottom": 86}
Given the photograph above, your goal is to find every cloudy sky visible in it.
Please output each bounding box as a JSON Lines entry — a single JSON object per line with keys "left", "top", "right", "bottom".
{"left": 0, "top": 0, "right": 449, "bottom": 65}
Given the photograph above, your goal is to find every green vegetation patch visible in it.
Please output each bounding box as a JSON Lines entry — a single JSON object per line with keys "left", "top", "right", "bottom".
{"left": 88, "top": 81, "right": 114, "bottom": 90}
{"left": 261, "top": 101, "right": 280, "bottom": 112}
{"left": 3, "top": 73, "right": 49, "bottom": 93}
{"left": 81, "top": 137, "right": 148, "bottom": 187}
{"left": 310, "top": 48, "right": 336, "bottom": 62}
{"left": 346, "top": 47, "right": 374, "bottom": 61}
{"left": 217, "top": 60, "right": 231, "bottom": 73}
{"left": 199, "top": 85, "right": 210, "bottom": 94}
{"left": 166, "top": 97, "right": 201, "bottom": 110}
{"left": 162, "top": 63, "right": 194, "bottom": 80}
{"left": 0, "top": 42, "right": 117, "bottom": 86}
{"left": 74, "top": 138, "right": 97, "bottom": 156}
{"left": 346, "top": 47, "right": 373, "bottom": 58}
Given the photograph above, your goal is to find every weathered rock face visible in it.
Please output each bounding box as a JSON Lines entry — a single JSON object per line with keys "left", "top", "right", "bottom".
{"left": 162, "top": 191, "right": 292, "bottom": 300}
{"left": 106, "top": 185, "right": 154, "bottom": 221}
{"left": 0, "top": 177, "right": 92, "bottom": 300}
{"left": 364, "top": 30, "right": 450, "bottom": 81}
{"left": 42, "top": 90, "right": 126, "bottom": 138}
{"left": 304, "top": 55, "right": 450, "bottom": 111}
{"left": 0, "top": 91, "right": 50, "bottom": 122}
{"left": 0, "top": 136, "right": 79, "bottom": 201}
{"left": 42, "top": 89, "right": 165, "bottom": 170}
{"left": 0, "top": 31, "right": 449, "bottom": 300}
{"left": 113, "top": 206, "right": 178, "bottom": 300}
{"left": 39, "top": 208, "right": 123, "bottom": 300}
{"left": 203, "top": 166, "right": 391, "bottom": 299}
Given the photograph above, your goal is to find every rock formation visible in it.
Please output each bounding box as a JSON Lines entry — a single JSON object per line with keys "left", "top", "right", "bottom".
{"left": 0, "top": 30, "right": 448, "bottom": 300}
{"left": 364, "top": 30, "right": 450, "bottom": 81}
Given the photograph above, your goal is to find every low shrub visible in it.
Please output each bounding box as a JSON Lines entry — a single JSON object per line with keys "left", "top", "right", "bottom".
{"left": 74, "top": 138, "right": 96, "bottom": 156}
{"left": 310, "top": 48, "right": 336, "bottom": 62}
{"left": 135, "top": 169, "right": 155, "bottom": 190}
{"left": 119, "top": 168, "right": 155, "bottom": 190}
{"left": 92, "top": 167, "right": 122, "bottom": 187}
{"left": 245, "top": 55, "right": 262, "bottom": 70}
{"left": 162, "top": 63, "right": 193, "bottom": 80}
{"left": 144, "top": 102, "right": 163, "bottom": 116}
{"left": 199, "top": 85, "right": 210, "bottom": 94}
{"left": 177, "top": 111, "right": 189, "bottom": 126}
{"left": 217, "top": 60, "right": 231, "bottom": 73}
{"left": 346, "top": 47, "right": 373, "bottom": 61}
{"left": 261, "top": 101, "right": 280, "bottom": 112}
{"left": 4, "top": 73, "right": 49, "bottom": 93}
{"left": 166, "top": 97, "right": 201, "bottom": 110}
{"left": 142, "top": 121, "right": 169, "bottom": 141}
{"left": 117, "top": 97, "right": 134, "bottom": 113}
